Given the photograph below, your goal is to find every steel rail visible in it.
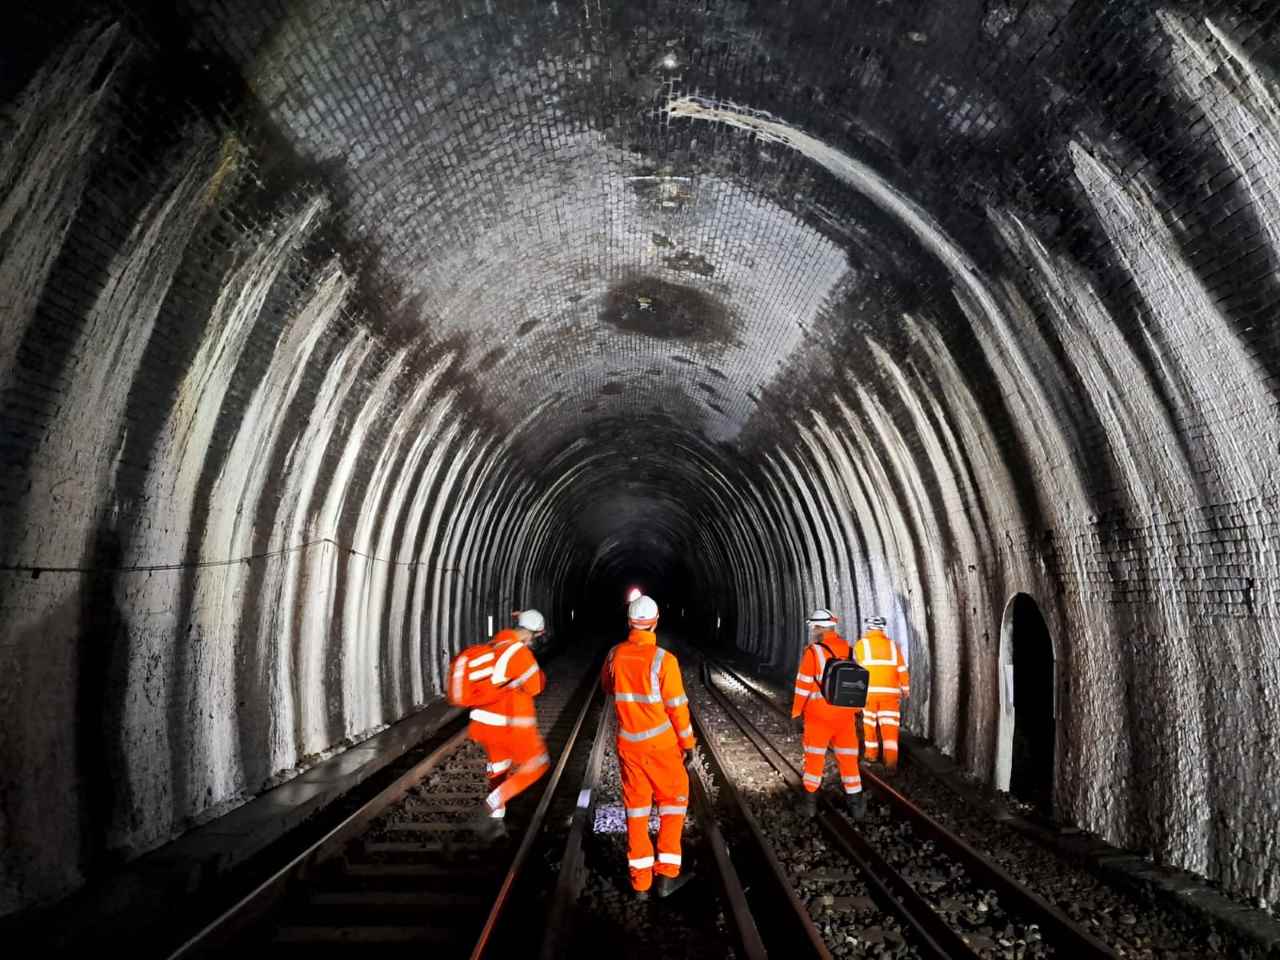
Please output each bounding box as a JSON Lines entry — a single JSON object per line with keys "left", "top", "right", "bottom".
{"left": 692, "top": 673, "right": 831, "bottom": 960}
{"left": 713, "top": 660, "right": 1117, "bottom": 960}
{"left": 538, "top": 694, "right": 615, "bottom": 960}
{"left": 686, "top": 709, "right": 774, "bottom": 960}
{"left": 702, "top": 663, "right": 976, "bottom": 960}
{"left": 167, "top": 721, "right": 470, "bottom": 958}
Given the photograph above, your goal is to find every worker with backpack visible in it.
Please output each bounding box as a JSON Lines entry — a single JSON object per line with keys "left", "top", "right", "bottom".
{"left": 448, "top": 609, "right": 550, "bottom": 839}
{"left": 790, "top": 608, "right": 870, "bottom": 819}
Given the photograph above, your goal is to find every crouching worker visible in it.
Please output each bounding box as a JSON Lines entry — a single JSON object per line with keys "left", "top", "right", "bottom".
{"left": 602, "top": 595, "right": 696, "bottom": 900}
{"left": 448, "top": 609, "right": 550, "bottom": 840}
{"left": 791, "top": 608, "right": 868, "bottom": 820}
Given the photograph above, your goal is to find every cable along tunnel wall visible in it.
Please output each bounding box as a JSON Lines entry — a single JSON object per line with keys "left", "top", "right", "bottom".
{"left": 2, "top": 0, "right": 1280, "bottom": 922}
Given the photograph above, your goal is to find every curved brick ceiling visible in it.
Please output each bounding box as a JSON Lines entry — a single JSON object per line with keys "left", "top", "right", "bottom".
{"left": 2, "top": 0, "right": 1280, "bottom": 923}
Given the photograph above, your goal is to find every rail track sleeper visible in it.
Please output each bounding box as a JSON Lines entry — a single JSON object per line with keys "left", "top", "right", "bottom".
{"left": 307, "top": 890, "right": 489, "bottom": 907}
{"left": 272, "top": 924, "right": 460, "bottom": 943}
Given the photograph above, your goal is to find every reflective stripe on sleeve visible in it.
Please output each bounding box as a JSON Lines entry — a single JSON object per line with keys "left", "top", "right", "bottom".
{"left": 509, "top": 663, "right": 539, "bottom": 688}
{"left": 526, "top": 753, "right": 551, "bottom": 770}
{"left": 794, "top": 686, "right": 811, "bottom": 697}
{"left": 626, "top": 806, "right": 652, "bottom": 818}
{"left": 650, "top": 647, "right": 666, "bottom": 700}
{"left": 619, "top": 720, "right": 672, "bottom": 742}
{"left": 676, "top": 725, "right": 692, "bottom": 739}
{"left": 796, "top": 673, "right": 814, "bottom": 683}
{"left": 665, "top": 695, "right": 688, "bottom": 708}
{"left": 451, "top": 656, "right": 466, "bottom": 703}
{"left": 657, "top": 805, "right": 687, "bottom": 816}
{"left": 629, "top": 856, "right": 655, "bottom": 869}
{"left": 657, "top": 853, "right": 682, "bottom": 866}
{"left": 492, "top": 641, "right": 525, "bottom": 683}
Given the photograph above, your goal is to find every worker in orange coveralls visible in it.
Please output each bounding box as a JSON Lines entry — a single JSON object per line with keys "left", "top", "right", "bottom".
{"left": 791, "top": 608, "right": 866, "bottom": 820}
{"left": 855, "top": 615, "right": 909, "bottom": 774}
{"left": 468, "top": 609, "right": 550, "bottom": 840}
{"left": 601, "top": 595, "right": 696, "bottom": 900}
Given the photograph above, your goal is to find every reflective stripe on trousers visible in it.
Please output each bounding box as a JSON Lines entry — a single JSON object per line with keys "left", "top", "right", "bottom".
{"left": 620, "top": 746, "right": 689, "bottom": 892}
{"left": 862, "top": 692, "right": 902, "bottom": 767}
{"left": 802, "top": 705, "right": 862, "bottom": 794}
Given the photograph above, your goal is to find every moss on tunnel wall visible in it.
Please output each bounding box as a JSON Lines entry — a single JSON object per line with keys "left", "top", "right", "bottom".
{"left": 2, "top": 0, "right": 1280, "bottom": 921}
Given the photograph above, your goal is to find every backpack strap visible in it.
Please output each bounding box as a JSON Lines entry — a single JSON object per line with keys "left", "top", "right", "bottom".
{"left": 814, "top": 641, "right": 840, "bottom": 661}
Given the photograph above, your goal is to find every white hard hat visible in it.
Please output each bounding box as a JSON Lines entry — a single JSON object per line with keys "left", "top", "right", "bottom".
{"left": 517, "top": 609, "right": 546, "bottom": 633}
{"left": 627, "top": 595, "right": 659, "bottom": 626}
{"left": 863, "top": 615, "right": 886, "bottom": 629}
{"left": 806, "top": 608, "right": 838, "bottom": 627}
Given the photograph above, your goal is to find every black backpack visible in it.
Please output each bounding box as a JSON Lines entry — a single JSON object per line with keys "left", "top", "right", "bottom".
{"left": 815, "top": 642, "right": 869, "bottom": 708}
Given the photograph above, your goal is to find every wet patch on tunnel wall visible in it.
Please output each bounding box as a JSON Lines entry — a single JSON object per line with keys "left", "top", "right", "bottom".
{"left": 600, "top": 275, "right": 736, "bottom": 345}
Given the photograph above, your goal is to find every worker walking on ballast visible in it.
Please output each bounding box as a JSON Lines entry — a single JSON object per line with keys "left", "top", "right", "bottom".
{"left": 792, "top": 608, "right": 868, "bottom": 819}
{"left": 856, "top": 615, "right": 909, "bottom": 773}
{"left": 601, "top": 595, "right": 696, "bottom": 900}
{"left": 447, "top": 609, "right": 551, "bottom": 840}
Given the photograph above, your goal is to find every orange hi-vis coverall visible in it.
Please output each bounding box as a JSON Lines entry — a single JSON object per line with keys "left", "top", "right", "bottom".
{"left": 466, "top": 629, "right": 550, "bottom": 819}
{"left": 855, "top": 628, "right": 909, "bottom": 768}
{"left": 791, "top": 630, "right": 862, "bottom": 796}
{"left": 601, "top": 629, "right": 696, "bottom": 893}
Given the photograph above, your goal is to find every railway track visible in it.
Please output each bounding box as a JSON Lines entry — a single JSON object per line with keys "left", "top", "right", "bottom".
{"left": 700, "top": 659, "right": 1118, "bottom": 959}
{"left": 145, "top": 637, "right": 1233, "bottom": 959}
{"left": 170, "top": 649, "right": 602, "bottom": 958}
{"left": 711, "top": 660, "right": 1251, "bottom": 959}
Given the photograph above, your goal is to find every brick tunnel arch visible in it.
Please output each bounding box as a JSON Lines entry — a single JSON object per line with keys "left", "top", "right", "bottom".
{"left": 3, "top": 0, "right": 1280, "bottom": 921}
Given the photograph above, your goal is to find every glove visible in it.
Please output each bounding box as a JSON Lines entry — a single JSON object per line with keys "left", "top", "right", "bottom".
{"left": 682, "top": 749, "right": 695, "bottom": 769}
{"left": 791, "top": 715, "right": 804, "bottom": 731}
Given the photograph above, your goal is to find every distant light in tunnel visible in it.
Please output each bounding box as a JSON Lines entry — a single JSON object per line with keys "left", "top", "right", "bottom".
{"left": 626, "top": 586, "right": 642, "bottom": 603}
{"left": 487, "top": 614, "right": 494, "bottom": 637}
{"left": 660, "top": 52, "right": 679, "bottom": 70}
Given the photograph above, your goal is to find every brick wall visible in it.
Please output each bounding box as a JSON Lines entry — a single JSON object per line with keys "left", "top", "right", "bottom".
{"left": 3, "top": 0, "right": 1279, "bottom": 917}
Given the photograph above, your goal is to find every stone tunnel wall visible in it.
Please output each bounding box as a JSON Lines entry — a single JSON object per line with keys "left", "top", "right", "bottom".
{"left": 0, "top": 17, "right": 582, "bottom": 915}
{"left": 3, "top": 0, "right": 1280, "bottom": 921}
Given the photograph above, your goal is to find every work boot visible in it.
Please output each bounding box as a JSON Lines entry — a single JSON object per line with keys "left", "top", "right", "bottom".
{"left": 654, "top": 873, "right": 694, "bottom": 899}
{"left": 846, "top": 792, "right": 867, "bottom": 820}
{"left": 471, "top": 811, "right": 508, "bottom": 842}
{"left": 800, "top": 791, "right": 818, "bottom": 819}
{"left": 633, "top": 887, "right": 651, "bottom": 902}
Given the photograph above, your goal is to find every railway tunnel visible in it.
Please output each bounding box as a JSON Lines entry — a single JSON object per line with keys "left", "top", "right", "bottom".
{"left": 2, "top": 0, "right": 1280, "bottom": 952}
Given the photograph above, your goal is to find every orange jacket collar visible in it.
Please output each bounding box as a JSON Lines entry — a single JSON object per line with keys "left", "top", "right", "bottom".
{"left": 626, "top": 628, "right": 658, "bottom": 646}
